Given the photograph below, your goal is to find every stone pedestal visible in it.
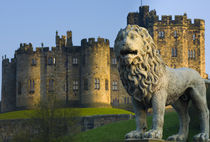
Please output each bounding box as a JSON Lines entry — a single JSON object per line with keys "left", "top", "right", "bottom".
{"left": 125, "top": 139, "right": 165, "bottom": 142}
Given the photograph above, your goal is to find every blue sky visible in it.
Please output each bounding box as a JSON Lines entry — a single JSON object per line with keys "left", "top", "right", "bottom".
{"left": 0, "top": 0, "right": 210, "bottom": 99}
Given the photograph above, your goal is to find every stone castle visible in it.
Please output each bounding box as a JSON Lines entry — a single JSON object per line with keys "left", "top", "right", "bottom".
{"left": 1, "top": 6, "right": 208, "bottom": 112}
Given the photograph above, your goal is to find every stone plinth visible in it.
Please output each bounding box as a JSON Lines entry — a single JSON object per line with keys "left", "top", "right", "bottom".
{"left": 125, "top": 139, "right": 165, "bottom": 142}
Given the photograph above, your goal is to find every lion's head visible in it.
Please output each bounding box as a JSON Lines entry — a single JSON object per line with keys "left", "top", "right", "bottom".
{"left": 114, "top": 25, "right": 166, "bottom": 102}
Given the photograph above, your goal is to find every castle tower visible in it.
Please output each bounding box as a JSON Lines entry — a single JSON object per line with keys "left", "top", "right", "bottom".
{"left": 80, "top": 38, "right": 111, "bottom": 107}
{"left": 127, "top": 5, "right": 208, "bottom": 79}
{"left": 15, "top": 43, "right": 41, "bottom": 109}
{"left": 1, "top": 58, "right": 16, "bottom": 112}
{"left": 55, "top": 31, "right": 67, "bottom": 47}
{"left": 66, "top": 31, "right": 73, "bottom": 47}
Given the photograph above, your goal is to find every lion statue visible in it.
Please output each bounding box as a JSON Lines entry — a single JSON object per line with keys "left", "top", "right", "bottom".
{"left": 114, "top": 25, "right": 209, "bottom": 142}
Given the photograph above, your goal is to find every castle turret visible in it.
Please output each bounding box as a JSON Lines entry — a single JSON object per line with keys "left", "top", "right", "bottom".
{"left": 66, "top": 31, "right": 73, "bottom": 47}
{"left": 80, "top": 37, "right": 111, "bottom": 107}
{"left": 15, "top": 43, "right": 41, "bottom": 109}
{"left": 1, "top": 58, "right": 16, "bottom": 112}
{"left": 56, "top": 31, "right": 73, "bottom": 48}
{"left": 127, "top": 6, "right": 158, "bottom": 36}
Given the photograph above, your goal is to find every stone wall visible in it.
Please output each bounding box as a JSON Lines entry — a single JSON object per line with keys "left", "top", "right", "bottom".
{"left": 0, "top": 114, "right": 134, "bottom": 142}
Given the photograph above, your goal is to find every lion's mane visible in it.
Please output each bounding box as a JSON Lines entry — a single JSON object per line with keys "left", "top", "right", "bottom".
{"left": 115, "top": 25, "right": 166, "bottom": 102}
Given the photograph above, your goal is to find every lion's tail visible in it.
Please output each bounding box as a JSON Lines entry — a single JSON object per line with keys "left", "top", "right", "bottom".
{"left": 204, "top": 79, "right": 210, "bottom": 84}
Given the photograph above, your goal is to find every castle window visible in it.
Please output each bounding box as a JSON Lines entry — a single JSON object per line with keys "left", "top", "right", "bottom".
{"left": 190, "top": 50, "right": 193, "bottom": 59}
{"left": 94, "top": 78, "right": 100, "bottom": 90}
{"left": 198, "top": 49, "right": 200, "bottom": 56}
{"left": 174, "top": 31, "right": 178, "bottom": 38}
{"left": 112, "top": 58, "right": 117, "bottom": 65}
{"left": 48, "top": 57, "right": 55, "bottom": 65}
{"left": 105, "top": 79, "right": 109, "bottom": 90}
{"left": 158, "top": 31, "right": 164, "bottom": 38}
{"left": 112, "top": 81, "right": 118, "bottom": 91}
{"left": 18, "top": 82, "right": 21, "bottom": 95}
{"left": 29, "top": 80, "right": 35, "bottom": 94}
{"left": 73, "top": 80, "right": 79, "bottom": 91}
{"left": 32, "top": 59, "right": 36, "bottom": 66}
{"left": 84, "top": 79, "right": 88, "bottom": 90}
{"left": 172, "top": 48, "right": 177, "bottom": 57}
{"left": 193, "top": 34, "right": 196, "bottom": 41}
{"left": 172, "top": 48, "right": 174, "bottom": 57}
{"left": 73, "top": 57, "right": 78, "bottom": 65}
{"left": 174, "top": 48, "right": 177, "bottom": 57}
{"left": 193, "top": 50, "right": 195, "bottom": 59}
{"left": 49, "top": 79, "right": 54, "bottom": 92}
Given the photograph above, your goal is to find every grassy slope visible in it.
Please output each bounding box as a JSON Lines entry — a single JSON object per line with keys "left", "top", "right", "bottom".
{"left": 0, "top": 108, "right": 134, "bottom": 120}
{"left": 70, "top": 111, "right": 199, "bottom": 142}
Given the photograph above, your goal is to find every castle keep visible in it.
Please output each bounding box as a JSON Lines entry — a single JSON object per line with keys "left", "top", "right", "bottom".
{"left": 1, "top": 6, "right": 208, "bottom": 112}
{"left": 128, "top": 6, "right": 208, "bottom": 79}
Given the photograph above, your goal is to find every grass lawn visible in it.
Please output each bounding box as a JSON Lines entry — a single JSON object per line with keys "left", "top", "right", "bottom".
{"left": 0, "top": 108, "right": 134, "bottom": 120}
{"left": 70, "top": 111, "right": 199, "bottom": 142}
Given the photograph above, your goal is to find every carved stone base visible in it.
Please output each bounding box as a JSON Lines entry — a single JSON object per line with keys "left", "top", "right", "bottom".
{"left": 125, "top": 138, "right": 165, "bottom": 142}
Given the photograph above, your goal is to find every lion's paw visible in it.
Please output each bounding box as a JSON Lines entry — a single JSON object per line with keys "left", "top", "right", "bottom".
{"left": 167, "top": 134, "right": 186, "bottom": 142}
{"left": 193, "top": 133, "right": 209, "bottom": 142}
{"left": 125, "top": 130, "right": 144, "bottom": 139}
{"left": 143, "top": 129, "right": 162, "bottom": 139}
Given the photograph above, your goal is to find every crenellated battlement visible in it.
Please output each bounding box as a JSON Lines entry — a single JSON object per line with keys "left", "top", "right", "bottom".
{"left": 128, "top": 5, "right": 205, "bottom": 29}
{"left": 81, "top": 37, "right": 109, "bottom": 47}
{"left": 152, "top": 14, "right": 205, "bottom": 29}
{"left": 193, "top": 19, "right": 205, "bottom": 28}
{"left": 2, "top": 58, "right": 16, "bottom": 66}
{"left": 15, "top": 43, "right": 33, "bottom": 54}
